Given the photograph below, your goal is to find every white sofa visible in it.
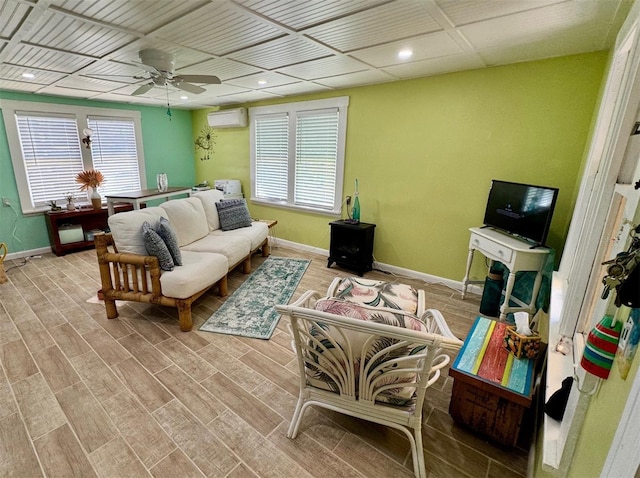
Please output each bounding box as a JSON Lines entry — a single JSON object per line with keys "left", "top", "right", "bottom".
{"left": 95, "top": 189, "right": 269, "bottom": 331}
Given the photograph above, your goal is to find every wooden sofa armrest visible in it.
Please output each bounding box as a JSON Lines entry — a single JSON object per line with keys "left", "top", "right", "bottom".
{"left": 95, "top": 233, "right": 162, "bottom": 296}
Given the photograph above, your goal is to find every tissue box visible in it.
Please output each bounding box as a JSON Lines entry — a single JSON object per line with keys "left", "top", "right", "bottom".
{"left": 503, "top": 326, "right": 541, "bottom": 359}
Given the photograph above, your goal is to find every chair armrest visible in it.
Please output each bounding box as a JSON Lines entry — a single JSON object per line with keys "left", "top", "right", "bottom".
{"left": 420, "top": 309, "right": 463, "bottom": 348}
{"left": 95, "top": 233, "right": 162, "bottom": 296}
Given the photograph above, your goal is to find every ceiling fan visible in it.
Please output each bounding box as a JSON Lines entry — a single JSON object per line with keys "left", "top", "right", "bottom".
{"left": 129, "top": 49, "right": 221, "bottom": 96}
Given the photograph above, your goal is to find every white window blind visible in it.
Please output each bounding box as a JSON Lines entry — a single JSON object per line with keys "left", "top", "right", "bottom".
{"left": 250, "top": 97, "right": 348, "bottom": 214}
{"left": 88, "top": 117, "right": 140, "bottom": 196}
{"left": 15, "top": 112, "right": 84, "bottom": 208}
{"left": 295, "top": 109, "right": 339, "bottom": 210}
{"left": 254, "top": 114, "right": 289, "bottom": 201}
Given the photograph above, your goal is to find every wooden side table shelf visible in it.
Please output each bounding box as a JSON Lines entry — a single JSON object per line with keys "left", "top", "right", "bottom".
{"left": 45, "top": 204, "right": 133, "bottom": 256}
{"left": 461, "top": 227, "right": 550, "bottom": 319}
{"left": 327, "top": 220, "right": 376, "bottom": 276}
{"left": 449, "top": 316, "right": 545, "bottom": 447}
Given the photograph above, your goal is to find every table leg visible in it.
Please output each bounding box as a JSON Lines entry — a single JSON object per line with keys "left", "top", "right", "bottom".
{"left": 107, "top": 200, "right": 115, "bottom": 216}
{"left": 461, "top": 248, "right": 475, "bottom": 299}
{"left": 500, "top": 270, "right": 516, "bottom": 320}
{"left": 528, "top": 270, "right": 544, "bottom": 315}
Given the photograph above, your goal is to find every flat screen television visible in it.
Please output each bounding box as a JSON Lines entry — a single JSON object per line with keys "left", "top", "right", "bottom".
{"left": 482, "top": 180, "right": 559, "bottom": 247}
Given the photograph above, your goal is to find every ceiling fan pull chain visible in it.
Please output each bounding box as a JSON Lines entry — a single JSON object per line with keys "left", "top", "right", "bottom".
{"left": 166, "top": 86, "right": 172, "bottom": 120}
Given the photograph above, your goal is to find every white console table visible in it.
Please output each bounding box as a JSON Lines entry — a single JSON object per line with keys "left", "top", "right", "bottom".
{"left": 462, "top": 227, "right": 551, "bottom": 319}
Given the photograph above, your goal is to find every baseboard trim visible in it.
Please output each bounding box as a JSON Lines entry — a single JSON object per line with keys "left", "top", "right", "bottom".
{"left": 272, "top": 237, "right": 482, "bottom": 295}
{"left": 5, "top": 246, "right": 52, "bottom": 261}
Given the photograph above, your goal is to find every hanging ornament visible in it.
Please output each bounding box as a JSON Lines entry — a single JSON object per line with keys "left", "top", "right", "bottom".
{"left": 194, "top": 124, "right": 216, "bottom": 160}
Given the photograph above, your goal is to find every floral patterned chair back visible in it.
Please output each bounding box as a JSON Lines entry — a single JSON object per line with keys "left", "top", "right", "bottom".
{"left": 276, "top": 290, "right": 463, "bottom": 478}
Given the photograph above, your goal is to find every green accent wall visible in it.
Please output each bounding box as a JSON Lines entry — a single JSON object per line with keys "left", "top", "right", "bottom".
{"left": 192, "top": 52, "right": 608, "bottom": 282}
{"left": 0, "top": 91, "right": 194, "bottom": 254}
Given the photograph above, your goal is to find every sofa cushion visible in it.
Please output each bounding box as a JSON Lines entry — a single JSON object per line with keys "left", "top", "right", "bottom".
{"left": 210, "top": 221, "right": 268, "bottom": 250}
{"left": 192, "top": 189, "right": 225, "bottom": 231}
{"left": 159, "top": 250, "right": 228, "bottom": 299}
{"left": 216, "top": 198, "right": 253, "bottom": 231}
{"left": 108, "top": 207, "right": 168, "bottom": 255}
{"left": 312, "top": 298, "right": 429, "bottom": 406}
{"left": 181, "top": 234, "right": 251, "bottom": 268}
{"left": 159, "top": 197, "right": 209, "bottom": 247}
{"left": 156, "top": 217, "right": 182, "bottom": 266}
{"left": 142, "top": 221, "right": 174, "bottom": 271}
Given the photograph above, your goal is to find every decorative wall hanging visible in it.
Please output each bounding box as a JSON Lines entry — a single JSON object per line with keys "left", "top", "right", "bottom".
{"left": 194, "top": 124, "right": 216, "bottom": 161}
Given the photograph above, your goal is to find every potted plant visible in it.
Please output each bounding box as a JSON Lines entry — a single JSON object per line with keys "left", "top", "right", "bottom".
{"left": 65, "top": 192, "right": 76, "bottom": 211}
{"left": 75, "top": 170, "right": 104, "bottom": 209}
{"left": 48, "top": 200, "right": 62, "bottom": 212}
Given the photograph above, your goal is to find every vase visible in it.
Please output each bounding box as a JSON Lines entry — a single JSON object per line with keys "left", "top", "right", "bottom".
{"left": 88, "top": 187, "right": 102, "bottom": 209}
{"left": 67, "top": 202, "right": 76, "bottom": 211}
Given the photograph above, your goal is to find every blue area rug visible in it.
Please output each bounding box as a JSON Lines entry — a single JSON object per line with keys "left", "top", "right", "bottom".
{"left": 200, "top": 256, "right": 310, "bottom": 339}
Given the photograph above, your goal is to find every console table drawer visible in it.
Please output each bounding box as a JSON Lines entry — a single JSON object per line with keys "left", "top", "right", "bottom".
{"left": 470, "top": 234, "right": 513, "bottom": 263}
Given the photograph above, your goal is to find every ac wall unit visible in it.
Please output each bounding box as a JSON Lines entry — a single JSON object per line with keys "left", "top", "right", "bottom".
{"left": 207, "top": 108, "right": 247, "bottom": 128}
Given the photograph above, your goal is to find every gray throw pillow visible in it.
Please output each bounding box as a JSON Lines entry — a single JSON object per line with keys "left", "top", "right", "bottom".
{"left": 142, "top": 221, "right": 174, "bottom": 271}
{"left": 156, "top": 216, "right": 182, "bottom": 266}
{"left": 215, "top": 198, "right": 252, "bottom": 231}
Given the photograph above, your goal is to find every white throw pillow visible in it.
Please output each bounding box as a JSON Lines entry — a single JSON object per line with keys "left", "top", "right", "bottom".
{"left": 159, "top": 197, "right": 209, "bottom": 247}
{"left": 108, "top": 207, "right": 167, "bottom": 255}
{"left": 192, "top": 189, "right": 225, "bottom": 231}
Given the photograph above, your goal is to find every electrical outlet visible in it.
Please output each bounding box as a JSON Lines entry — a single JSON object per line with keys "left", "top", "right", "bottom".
{"left": 346, "top": 195, "right": 351, "bottom": 206}
{"left": 2, "top": 197, "right": 10, "bottom": 207}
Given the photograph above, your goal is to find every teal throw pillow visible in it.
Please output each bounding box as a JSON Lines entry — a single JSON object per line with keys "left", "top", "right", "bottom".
{"left": 216, "top": 198, "right": 252, "bottom": 231}
{"left": 142, "top": 221, "right": 174, "bottom": 271}
{"left": 156, "top": 217, "right": 182, "bottom": 266}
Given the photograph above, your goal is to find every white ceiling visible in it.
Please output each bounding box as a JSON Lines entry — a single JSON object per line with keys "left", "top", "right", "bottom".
{"left": 0, "top": 0, "right": 631, "bottom": 109}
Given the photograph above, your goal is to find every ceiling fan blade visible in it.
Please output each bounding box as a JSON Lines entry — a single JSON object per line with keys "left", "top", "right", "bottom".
{"left": 176, "top": 74, "right": 221, "bottom": 85}
{"left": 131, "top": 83, "right": 154, "bottom": 96}
{"left": 173, "top": 80, "right": 206, "bottom": 94}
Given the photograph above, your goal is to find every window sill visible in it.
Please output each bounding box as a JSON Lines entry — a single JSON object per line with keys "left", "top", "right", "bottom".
{"left": 250, "top": 197, "right": 341, "bottom": 216}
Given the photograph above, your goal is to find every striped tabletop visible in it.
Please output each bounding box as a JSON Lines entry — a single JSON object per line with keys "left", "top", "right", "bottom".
{"left": 452, "top": 316, "right": 535, "bottom": 397}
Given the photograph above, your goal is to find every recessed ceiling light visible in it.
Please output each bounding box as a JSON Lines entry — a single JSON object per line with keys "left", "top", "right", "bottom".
{"left": 22, "top": 72, "right": 35, "bottom": 79}
{"left": 398, "top": 49, "right": 413, "bottom": 60}
{"left": 257, "top": 79, "right": 267, "bottom": 85}
{"left": 180, "top": 95, "right": 188, "bottom": 100}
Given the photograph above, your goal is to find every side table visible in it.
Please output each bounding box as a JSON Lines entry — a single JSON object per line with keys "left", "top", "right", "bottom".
{"left": 449, "top": 316, "right": 545, "bottom": 447}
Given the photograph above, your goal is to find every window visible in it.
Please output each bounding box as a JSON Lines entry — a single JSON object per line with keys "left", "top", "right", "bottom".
{"left": 250, "top": 97, "right": 349, "bottom": 214}
{"left": 2, "top": 101, "right": 145, "bottom": 214}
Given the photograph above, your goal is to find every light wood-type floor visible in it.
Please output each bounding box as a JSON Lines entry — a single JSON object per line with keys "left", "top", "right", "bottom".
{"left": 0, "top": 243, "right": 530, "bottom": 478}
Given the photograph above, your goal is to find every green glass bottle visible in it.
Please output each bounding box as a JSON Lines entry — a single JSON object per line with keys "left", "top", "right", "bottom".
{"left": 352, "top": 179, "right": 360, "bottom": 222}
